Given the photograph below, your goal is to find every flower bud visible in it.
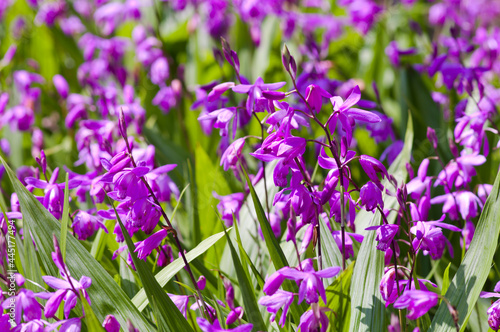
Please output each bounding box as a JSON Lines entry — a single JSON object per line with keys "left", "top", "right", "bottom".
{"left": 427, "top": 127, "right": 438, "bottom": 150}
{"left": 103, "top": 315, "right": 121, "bottom": 332}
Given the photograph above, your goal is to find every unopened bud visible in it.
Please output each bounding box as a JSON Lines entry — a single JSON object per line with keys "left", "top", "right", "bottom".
{"left": 427, "top": 127, "right": 438, "bottom": 150}
{"left": 282, "top": 44, "right": 291, "bottom": 71}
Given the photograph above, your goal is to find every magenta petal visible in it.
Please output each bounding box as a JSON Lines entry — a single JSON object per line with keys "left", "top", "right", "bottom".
{"left": 481, "top": 291, "right": 500, "bottom": 299}
{"left": 25, "top": 177, "right": 48, "bottom": 189}
{"left": 342, "top": 85, "right": 361, "bottom": 109}
{"left": 43, "top": 276, "right": 71, "bottom": 290}
{"left": 44, "top": 289, "right": 67, "bottom": 318}
{"left": 345, "top": 108, "right": 381, "bottom": 123}
{"left": 232, "top": 84, "right": 252, "bottom": 93}
{"left": 315, "top": 266, "right": 341, "bottom": 279}
{"left": 131, "top": 166, "right": 150, "bottom": 177}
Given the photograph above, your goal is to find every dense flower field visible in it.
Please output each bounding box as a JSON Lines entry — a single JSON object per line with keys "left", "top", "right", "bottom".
{"left": 1, "top": 0, "right": 500, "bottom": 331}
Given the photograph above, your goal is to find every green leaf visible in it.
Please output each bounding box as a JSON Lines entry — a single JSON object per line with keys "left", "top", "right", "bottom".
{"left": 241, "top": 165, "right": 306, "bottom": 322}
{"left": 349, "top": 115, "right": 414, "bottom": 331}
{"left": 234, "top": 220, "right": 265, "bottom": 289}
{"left": 319, "top": 215, "right": 343, "bottom": 285}
{"left": 111, "top": 199, "right": 194, "bottom": 332}
{"left": 195, "top": 144, "right": 231, "bottom": 239}
{"left": 441, "top": 263, "right": 451, "bottom": 303}
{"left": 60, "top": 173, "right": 70, "bottom": 261}
{"left": 82, "top": 294, "right": 105, "bottom": 332}
{"left": 322, "top": 262, "right": 354, "bottom": 332}
{"left": 429, "top": 168, "right": 500, "bottom": 331}
{"left": 221, "top": 221, "right": 267, "bottom": 331}
{"left": 132, "top": 229, "right": 228, "bottom": 311}
{"left": 0, "top": 157, "right": 155, "bottom": 331}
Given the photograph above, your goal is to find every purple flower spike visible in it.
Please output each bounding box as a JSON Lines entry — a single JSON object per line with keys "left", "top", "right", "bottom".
{"left": 102, "top": 314, "right": 120, "bottom": 332}
{"left": 393, "top": 290, "right": 439, "bottom": 320}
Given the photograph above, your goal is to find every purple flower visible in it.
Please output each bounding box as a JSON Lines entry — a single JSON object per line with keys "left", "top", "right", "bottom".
{"left": 305, "top": 84, "right": 332, "bottom": 113}
{"left": 410, "top": 217, "right": 461, "bottom": 260}
{"left": 169, "top": 293, "right": 190, "bottom": 318}
{"left": 43, "top": 237, "right": 92, "bottom": 319}
{"left": 298, "top": 305, "right": 330, "bottom": 332}
{"left": 213, "top": 192, "right": 245, "bottom": 226}
{"left": 25, "top": 167, "right": 81, "bottom": 219}
{"left": 46, "top": 317, "right": 82, "bottom": 332}
{"left": 60, "top": 15, "right": 86, "bottom": 35}
{"left": 430, "top": 191, "right": 483, "bottom": 221}
{"left": 329, "top": 86, "right": 381, "bottom": 145}
{"left": 1, "top": 289, "right": 51, "bottom": 325}
{"left": 359, "top": 181, "right": 383, "bottom": 211}
{"left": 134, "top": 228, "right": 169, "bottom": 260}
{"left": 232, "top": 77, "right": 286, "bottom": 113}
{"left": 366, "top": 224, "right": 399, "bottom": 251}
{"left": 72, "top": 210, "right": 108, "bottom": 240}
{"left": 197, "top": 318, "right": 253, "bottom": 332}
{"left": 150, "top": 57, "right": 169, "bottom": 85}
{"left": 102, "top": 314, "right": 121, "bottom": 332}
{"left": 208, "top": 82, "right": 235, "bottom": 102}
{"left": 259, "top": 290, "right": 294, "bottom": 327}
{"left": 220, "top": 138, "right": 245, "bottom": 171}
{"left": 480, "top": 281, "right": 500, "bottom": 330}
{"left": 393, "top": 290, "right": 439, "bottom": 320}
{"left": 359, "top": 155, "right": 388, "bottom": 184}
{"left": 198, "top": 107, "right": 238, "bottom": 138}
{"left": 385, "top": 41, "right": 416, "bottom": 67}
{"left": 332, "top": 230, "right": 363, "bottom": 259}
{"left": 277, "top": 259, "right": 340, "bottom": 304}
